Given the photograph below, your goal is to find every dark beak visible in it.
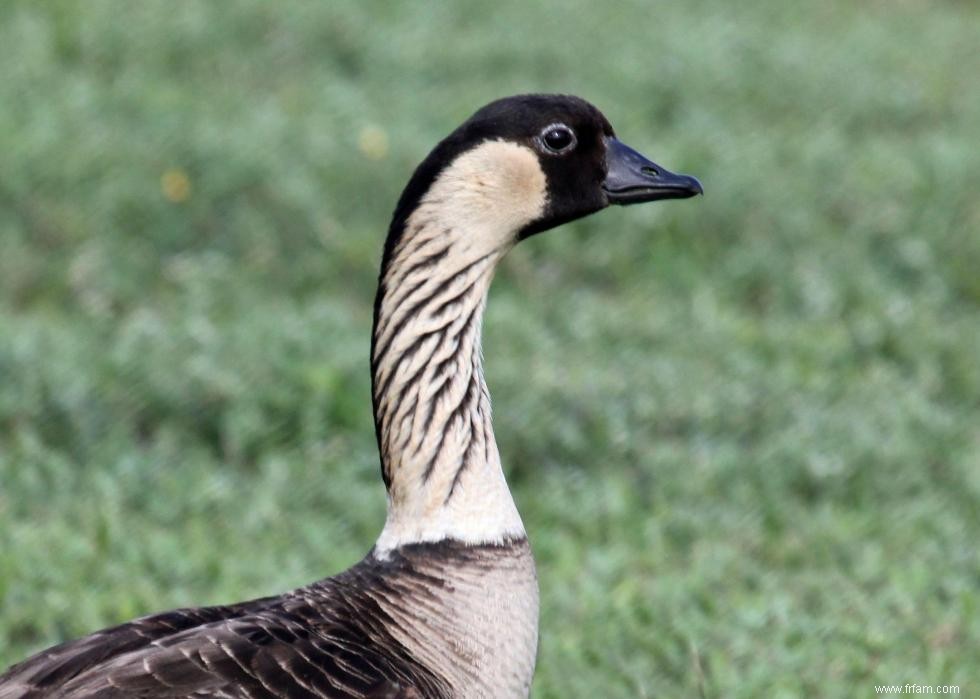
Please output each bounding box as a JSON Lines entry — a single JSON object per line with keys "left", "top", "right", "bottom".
{"left": 602, "top": 137, "right": 703, "bottom": 205}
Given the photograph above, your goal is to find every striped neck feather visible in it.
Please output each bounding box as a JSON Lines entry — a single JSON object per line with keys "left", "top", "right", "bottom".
{"left": 370, "top": 140, "right": 547, "bottom": 554}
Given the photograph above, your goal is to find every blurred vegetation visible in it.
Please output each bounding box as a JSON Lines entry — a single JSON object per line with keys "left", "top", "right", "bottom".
{"left": 1, "top": 1, "right": 978, "bottom": 697}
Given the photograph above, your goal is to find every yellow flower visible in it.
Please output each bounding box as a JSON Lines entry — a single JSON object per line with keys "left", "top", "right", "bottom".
{"left": 358, "top": 125, "right": 388, "bottom": 160}
{"left": 161, "top": 168, "right": 191, "bottom": 203}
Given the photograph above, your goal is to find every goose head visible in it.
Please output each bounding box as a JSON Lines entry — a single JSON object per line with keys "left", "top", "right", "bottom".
{"left": 384, "top": 93, "right": 702, "bottom": 263}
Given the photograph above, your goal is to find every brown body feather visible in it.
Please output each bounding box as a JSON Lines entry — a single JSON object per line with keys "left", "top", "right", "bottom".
{"left": 0, "top": 540, "right": 535, "bottom": 698}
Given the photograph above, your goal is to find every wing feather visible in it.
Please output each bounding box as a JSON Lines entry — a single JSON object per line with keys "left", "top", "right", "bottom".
{"left": 0, "top": 587, "right": 443, "bottom": 698}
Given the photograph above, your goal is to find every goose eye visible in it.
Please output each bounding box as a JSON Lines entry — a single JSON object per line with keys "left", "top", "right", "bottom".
{"left": 539, "top": 124, "right": 576, "bottom": 154}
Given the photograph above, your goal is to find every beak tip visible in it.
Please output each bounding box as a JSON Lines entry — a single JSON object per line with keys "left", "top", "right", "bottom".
{"left": 679, "top": 175, "right": 704, "bottom": 198}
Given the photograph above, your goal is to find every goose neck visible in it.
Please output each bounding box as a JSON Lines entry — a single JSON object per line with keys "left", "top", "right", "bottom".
{"left": 370, "top": 216, "right": 524, "bottom": 554}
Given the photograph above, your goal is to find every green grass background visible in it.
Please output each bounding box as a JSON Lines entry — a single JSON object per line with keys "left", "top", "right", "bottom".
{"left": 1, "top": 2, "right": 978, "bottom": 697}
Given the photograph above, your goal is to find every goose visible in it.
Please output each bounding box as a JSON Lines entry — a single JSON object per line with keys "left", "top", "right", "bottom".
{"left": 0, "top": 94, "right": 702, "bottom": 699}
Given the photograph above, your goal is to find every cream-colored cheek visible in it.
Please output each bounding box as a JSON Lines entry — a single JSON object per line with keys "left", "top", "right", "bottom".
{"left": 421, "top": 140, "right": 548, "bottom": 245}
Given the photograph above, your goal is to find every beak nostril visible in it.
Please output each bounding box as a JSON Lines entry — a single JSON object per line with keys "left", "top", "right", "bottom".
{"left": 641, "top": 166, "right": 660, "bottom": 178}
